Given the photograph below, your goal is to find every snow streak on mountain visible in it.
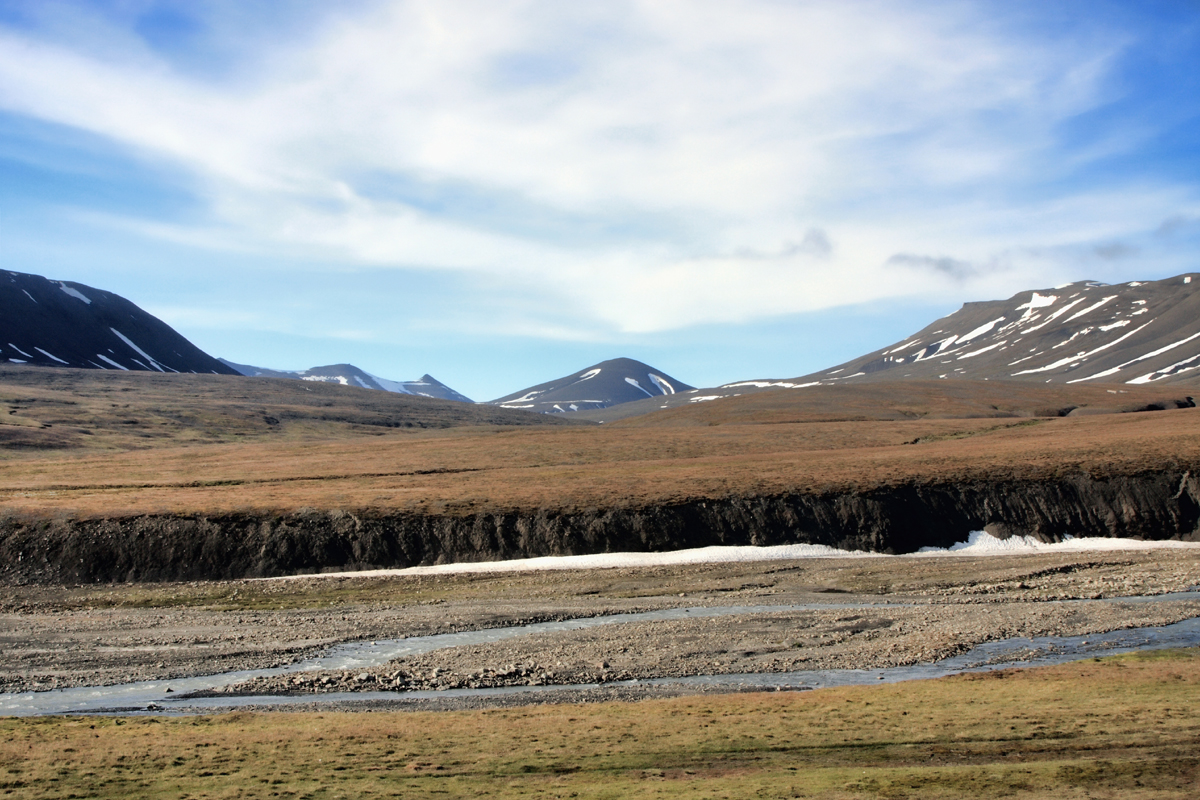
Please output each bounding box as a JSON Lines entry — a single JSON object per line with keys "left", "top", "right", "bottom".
{"left": 219, "top": 361, "right": 473, "bottom": 403}
{"left": 1, "top": 270, "right": 236, "bottom": 375}
{"left": 806, "top": 273, "right": 1200, "bottom": 386}
{"left": 489, "top": 357, "right": 694, "bottom": 413}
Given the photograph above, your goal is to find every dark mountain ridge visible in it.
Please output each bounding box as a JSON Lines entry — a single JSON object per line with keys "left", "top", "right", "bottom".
{"left": 1, "top": 270, "right": 235, "bottom": 375}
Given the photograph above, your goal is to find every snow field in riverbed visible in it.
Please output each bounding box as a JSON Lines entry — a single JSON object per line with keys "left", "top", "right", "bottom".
{"left": 269, "top": 531, "right": 1200, "bottom": 581}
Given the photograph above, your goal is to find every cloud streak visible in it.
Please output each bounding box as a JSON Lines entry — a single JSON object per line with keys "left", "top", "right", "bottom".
{"left": 0, "top": 0, "right": 1197, "bottom": 338}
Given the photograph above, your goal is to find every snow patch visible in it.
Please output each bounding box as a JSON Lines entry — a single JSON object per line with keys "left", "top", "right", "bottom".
{"left": 268, "top": 534, "right": 1200, "bottom": 580}
{"left": 1017, "top": 322, "right": 1153, "bottom": 378}
{"left": 1064, "top": 295, "right": 1117, "bottom": 323}
{"left": 916, "top": 530, "right": 1200, "bottom": 556}
{"left": 882, "top": 339, "right": 920, "bottom": 355}
{"left": 576, "top": 368, "right": 602, "bottom": 382}
{"left": 22, "top": 290, "right": 36, "bottom": 303}
{"left": 1015, "top": 292, "right": 1057, "bottom": 319}
{"left": 959, "top": 317, "right": 1005, "bottom": 343}
{"left": 95, "top": 354, "right": 129, "bottom": 370}
{"left": 689, "top": 395, "right": 722, "bottom": 403}
{"left": 956, "top": 341, "right": 1006, "bottom": 360}
{"left": 110, "top": 329, "right": 164, "bottom": 372}
{"left": 58, "top": 284, "right": 91, "bottom": 304}
{"left": 723, "top": 380, "right": 820, "bottom": 389}
{"left": 1072, "top": 329, "right": 1200, "bottom": 383}
{"left": 7, "top": 343, "right": 33, "bottom": 358}
{"left": 648, "top": 373, "right": 676, "bottom": 395}
{"left": 33, "top": 347, "right": 69, "bottom": 364}
{"left": 1128, "top": 352, "right": 1200, "bottom": 384}
{"left": 624, "top": 377, "right": 654, "bottom": 397}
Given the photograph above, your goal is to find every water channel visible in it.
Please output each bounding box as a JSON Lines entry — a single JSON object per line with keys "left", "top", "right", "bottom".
{"left": 3, "top": 593, "right": 1199, "bottom": 716}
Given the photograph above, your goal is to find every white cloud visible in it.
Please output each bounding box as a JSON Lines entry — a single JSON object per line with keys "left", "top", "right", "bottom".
{"left": 0, "top": 0, "right": 1193, "bottom": 337}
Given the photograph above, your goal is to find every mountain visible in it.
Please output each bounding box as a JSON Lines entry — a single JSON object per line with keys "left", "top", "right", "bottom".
{"left": 565, "top": 273, "right": 1200, "bottom": 421}
{"left": 1, "top": 270, "right": 236, "bottom": 375}
{"left": 489, "top": 357, "right": 694, "bottom": 413}
{"left": 219, "top": 360, "right": 474, "bottom": 403}
{"left": 795, "top": 273, "right": 1200, "bottom": 387}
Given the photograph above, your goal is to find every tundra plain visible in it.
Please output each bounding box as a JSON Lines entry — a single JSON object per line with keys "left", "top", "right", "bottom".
{"left": 2, "top": 367, "right": 1199, "bottom": 796}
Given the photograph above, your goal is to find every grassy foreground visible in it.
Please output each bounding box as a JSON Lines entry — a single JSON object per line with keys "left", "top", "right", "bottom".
{"left": 2, "top": 649, "right": 1198, "bottom": 799}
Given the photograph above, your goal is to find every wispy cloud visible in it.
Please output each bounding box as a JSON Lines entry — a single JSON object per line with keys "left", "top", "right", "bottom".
{"left": 0, "top": 0, "right": 1196, "bottom": 338}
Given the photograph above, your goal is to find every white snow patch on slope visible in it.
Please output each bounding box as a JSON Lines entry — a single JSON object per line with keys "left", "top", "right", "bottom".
{"left": 267, "top": 534, "right": 1200, "bottom": 580}
{"left": 95, "top": 354, "right": 129, "bottom": 370}
{"left": 883, "top": 339, "right": 921, "bottom": 355}
{"left": 302, "top": 375, "right": 350, "bottom": 386}
{"left": 33, "top": 347, "right": 68, "bottom": 364}
{"left": 110, "top": 329, "right": 164, "bottom": 372}
{"left": 722, "top": 380, "right": 820, "bottom": 389}
{"left": 689, "top": 395, "right": 723, "bottom": 403}
{"left": 1015, "top": 292, "right": 1057, "bottom": 320}
{"left": 956, "top": 341, "right": 1006, "bottom": 360}
{"left": 1069, "top": 327, "right": 1200, "bottom": 383}
{"left": 22, "top": 290, "right": 36, "bottom": 303}
{"left": 1064, "top": 295, "right": 1117, "bottom": 323}
{"left": 959, "top": 317, "right": 1005, "bottom": 343}
{"left": 368, "top": 374, "right": 416, "bottom": 395}
{"left": 1127, "top": 353, "right": 1200, "bottom": 384}
{"left": 576, "top": 368, "right": 602, "bottom": 382}
{"left": 648, "top": 373, "right": 676, "bottom": 395}
{"left": 1017, "top": 321, "right": 1153, "bottom": 377}
{"left": 1008, "top": 295, "right": 1088, "bottom": 335}
{"left": 58, "top": 284, "right": 91, "bottom": 304}
{"left": 625, "top": 377, "right": 654, "bottom": 397}
{"left": 7, "top": 343, "right": 32, "bottom": 358}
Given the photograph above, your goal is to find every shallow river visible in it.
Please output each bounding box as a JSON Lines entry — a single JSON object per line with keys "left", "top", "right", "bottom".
{"left": 3, "top": 593, "right": 1198, "bottom": 716}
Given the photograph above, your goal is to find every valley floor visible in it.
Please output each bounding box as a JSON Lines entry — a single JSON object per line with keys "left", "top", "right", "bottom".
{"left": 3, "top": 549, "right": 1199, "bottom": 700}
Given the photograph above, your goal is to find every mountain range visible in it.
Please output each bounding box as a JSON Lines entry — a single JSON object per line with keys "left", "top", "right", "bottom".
{"left": 8, "top": 268, "right": 1200, "bottom": 420}
{"left": 565, "top": 273, "right": 1200, "bottom": 421}
{"left": 219, "top": 360, "right": 473, "bottom": 403}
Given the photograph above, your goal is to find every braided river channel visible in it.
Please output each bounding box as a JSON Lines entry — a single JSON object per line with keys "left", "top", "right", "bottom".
{"left": 3, "top": 592, "right": 1199, "bottom": 716}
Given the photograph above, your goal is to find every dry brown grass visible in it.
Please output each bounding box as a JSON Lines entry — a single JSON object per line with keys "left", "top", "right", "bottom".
{"left": 1, "top": 648, "right": 1198, "bottom": 798}
{"left": 0, "top": 393, "right": 1196, "bottom": 519}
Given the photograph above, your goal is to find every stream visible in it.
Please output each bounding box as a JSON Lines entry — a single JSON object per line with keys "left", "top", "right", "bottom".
{"left": 2, "top": 592, "right": 1198, "bottom": 716}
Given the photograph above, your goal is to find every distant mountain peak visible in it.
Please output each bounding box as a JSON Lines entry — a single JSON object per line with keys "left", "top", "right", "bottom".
{"left": 489, "top": 357, "right": 694, "bottom": 413}
{"left": 220, "top": 359, "right": 473, "bottom": 403}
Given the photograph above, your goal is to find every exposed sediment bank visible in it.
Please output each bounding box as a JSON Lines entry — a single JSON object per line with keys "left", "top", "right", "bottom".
{"left": 2, "top": 471, "right": 1198, "bottom": 584}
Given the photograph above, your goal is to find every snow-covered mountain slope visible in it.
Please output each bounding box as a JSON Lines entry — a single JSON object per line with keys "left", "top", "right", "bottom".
{"left": 797, "top": 273, "right": 1200, "bottom": 387}
{"left": 220, "top": 360, "right": 473, "bottom": 403}
{"left": 489, "top": 357, "right": 694, "bottom": 413}
{"left": 565, "top": 273, "right": 1200, "bottom": 422}
{"left": 1, "top": 270, "right": 236, "bottom": 375}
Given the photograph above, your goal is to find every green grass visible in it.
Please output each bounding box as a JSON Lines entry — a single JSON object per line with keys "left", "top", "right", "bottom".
{"left": 2, "top": 648, "right": 1198, "bottom": 798}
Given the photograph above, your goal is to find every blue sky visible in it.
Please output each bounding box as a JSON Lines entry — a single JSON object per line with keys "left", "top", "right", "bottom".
{"left": 1, "top": 0, "right": 1198, "bottom": 401}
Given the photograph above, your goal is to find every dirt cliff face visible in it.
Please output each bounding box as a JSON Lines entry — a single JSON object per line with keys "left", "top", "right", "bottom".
{"left": 2, "top": 470, "right": 1197, "bottom": 584}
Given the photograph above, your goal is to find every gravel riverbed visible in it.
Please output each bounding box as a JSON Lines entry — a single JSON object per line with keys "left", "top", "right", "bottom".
{"left": 3, "top": 550, "right": 1199, "bottom": 699}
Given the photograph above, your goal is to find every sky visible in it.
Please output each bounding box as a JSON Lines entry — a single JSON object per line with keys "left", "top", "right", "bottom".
{"left": 1, "top": 0, "right": 1198, "bottom": 401}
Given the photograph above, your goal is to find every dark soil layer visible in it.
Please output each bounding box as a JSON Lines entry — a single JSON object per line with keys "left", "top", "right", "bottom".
{"left": 3, "top": 471, "right": 1198, "bottom": 584}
